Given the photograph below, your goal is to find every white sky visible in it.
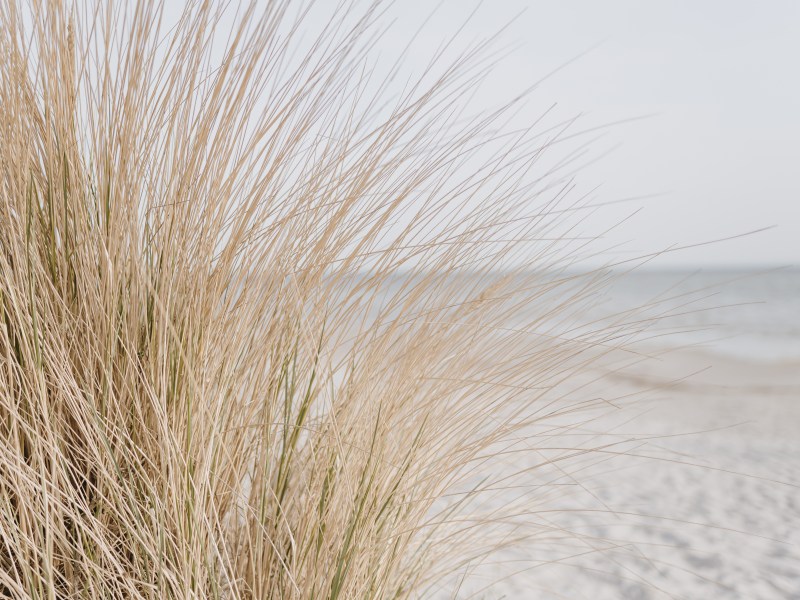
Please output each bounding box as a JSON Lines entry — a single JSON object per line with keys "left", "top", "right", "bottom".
{"left": 373, "top": 0, "right": 799, "bottom": 268}
{"left": 158, "top": 0, "right": 798, "bottom": 268}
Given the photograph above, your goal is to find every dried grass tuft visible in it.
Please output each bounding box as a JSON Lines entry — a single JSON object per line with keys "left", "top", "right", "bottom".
{"left": 0, "top": 2, "right": 656, "bottom": 598}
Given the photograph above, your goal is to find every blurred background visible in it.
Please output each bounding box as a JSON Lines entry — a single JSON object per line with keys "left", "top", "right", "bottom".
{"left": 366, "top": 0, "right": 800, "bottom": 269}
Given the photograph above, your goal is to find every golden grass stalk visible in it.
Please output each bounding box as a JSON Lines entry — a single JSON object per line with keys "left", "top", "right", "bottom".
{"left": 0, "top": 1, "right": 659, "bottom": 597}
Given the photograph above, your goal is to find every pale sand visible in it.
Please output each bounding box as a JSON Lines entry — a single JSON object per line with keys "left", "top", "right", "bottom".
{"left": 437, "top": 348, "right": 800, "bottom": 599}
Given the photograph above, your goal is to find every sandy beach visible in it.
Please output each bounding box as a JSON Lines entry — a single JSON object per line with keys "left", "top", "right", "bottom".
{"left": 444, "top": 346, "right": 800, "bottom": 598}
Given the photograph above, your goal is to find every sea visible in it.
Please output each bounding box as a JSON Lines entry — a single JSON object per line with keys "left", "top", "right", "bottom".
{"left": 596, "top": 268, "right": 800, "bottom": 364}
{"left": 341, "top": 266, "right": 800, "bottom": 365}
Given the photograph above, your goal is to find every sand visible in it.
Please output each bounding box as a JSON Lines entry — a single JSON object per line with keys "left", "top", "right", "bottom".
{"left": 436, "top": 348, "right": 800, "bottom": 599}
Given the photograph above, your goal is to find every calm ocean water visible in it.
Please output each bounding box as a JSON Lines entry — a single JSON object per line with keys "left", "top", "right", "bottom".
{"left": 349, "top": 267, "right": 799, "bottom": 364}
{"left": 597, "top": 268, "right": 800, "bottom": 363}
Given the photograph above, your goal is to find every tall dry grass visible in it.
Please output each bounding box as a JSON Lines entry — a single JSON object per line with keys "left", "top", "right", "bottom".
{"left": 0, "top": 1, "right": 657, "bottom": 597}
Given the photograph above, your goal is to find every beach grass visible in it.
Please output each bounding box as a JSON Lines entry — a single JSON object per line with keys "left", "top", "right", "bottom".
{"left": 0, "top": 1, "right": 651, "bottom": 597}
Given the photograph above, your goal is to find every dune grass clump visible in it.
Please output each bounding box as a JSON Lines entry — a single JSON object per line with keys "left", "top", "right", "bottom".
{"left": 0, "top": 1, "right": 647, "bottom": 597}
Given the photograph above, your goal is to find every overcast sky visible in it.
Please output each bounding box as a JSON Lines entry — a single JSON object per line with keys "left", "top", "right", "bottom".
{"left": 372, "top": 0, "right": 799, "bottom": 268}
{"left": 162, "top": 0, "right": 798, "bottom": 268}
